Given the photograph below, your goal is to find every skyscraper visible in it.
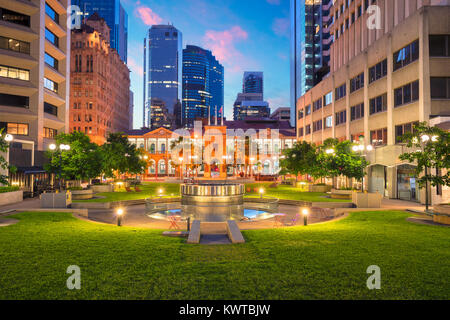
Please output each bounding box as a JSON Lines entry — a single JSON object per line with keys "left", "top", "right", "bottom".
{"left": 290, "top": 0, "right": 331, "bottom": 127}
{"left": 243, "top": 72, "right": 263, "bottom": 96}
{"left": 72, "top": 0, "right": 128, "bottom": 63}
{"left": 182, "top": 45, "right": 224, "bottom": 127}
{"left": 145, "top": 25, "right": 182, "bottom": 129}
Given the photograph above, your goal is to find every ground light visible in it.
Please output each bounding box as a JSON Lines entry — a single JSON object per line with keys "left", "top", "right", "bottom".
{"left": 158, "top": 188, "right": 164, "bottom": 199}
{"left": 116, "top": 208, "right": 124, "bottom": 226}
{"left": 302, "top": 208, "right": 309, "bottom": 226}
{"left": 259, "top": 188, "right": 265, "bottom": 199}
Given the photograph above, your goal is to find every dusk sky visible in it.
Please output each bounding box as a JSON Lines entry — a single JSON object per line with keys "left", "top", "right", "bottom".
{"left": 122, "top": 0, "right": 291, "bottom": 129}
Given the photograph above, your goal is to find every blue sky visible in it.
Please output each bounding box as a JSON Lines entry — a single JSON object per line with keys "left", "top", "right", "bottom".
{"left": 121, "top": 0, "right": 290, "bottom": 128}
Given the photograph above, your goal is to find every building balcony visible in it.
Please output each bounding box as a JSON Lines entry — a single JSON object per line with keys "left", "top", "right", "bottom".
{"left": 0, "top": 76, "right": 37, "bottom": 96}
{"left": 45, "top": 0, "right": 67, "bottom": 14}
{"left": 44, "top": 88, "right": 65, "bottom": 106}
{"left": 45, "top": 39, "right": 66, "bottom": 61}
{"left": 44, "top": 64, "right": 65, "bottom": 83}
{"left": 45, "top": 14, "right": 66, "bottom": 38}
{"left": 0, "top": 20, "right": 38, "bottom": 42}
{"left": 44, "top": 112, "right": 65, "bottom": 129}
{"left": 0, "top": 47, "right": 37, "bottom": 69}
{"left": 2, "top": 0, "right": 39, "bottom": 16}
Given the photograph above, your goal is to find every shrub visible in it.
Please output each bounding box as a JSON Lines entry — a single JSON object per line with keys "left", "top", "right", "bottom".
{"left": 0, "top": 186, "right": 20, "bottom": 193}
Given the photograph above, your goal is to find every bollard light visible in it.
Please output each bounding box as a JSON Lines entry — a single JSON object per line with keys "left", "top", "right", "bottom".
{"left": 302, "top": 208, "right": 309, "bottom": 226}
{"left": 158, "top": 188, "right": 164, "bottom": 199}
{"left": 259, "top": 188, "right": 265, "bottom": 199}
{"left": 116, "top": 208, "right": 124, "bottom": 226}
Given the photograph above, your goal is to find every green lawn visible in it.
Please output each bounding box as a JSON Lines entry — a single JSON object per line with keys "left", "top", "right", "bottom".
{"left": 0, "top": 211, "right": 448, "bottom": 299}
{"left": 76, "top": 182, "right": 348, "bottom": 203}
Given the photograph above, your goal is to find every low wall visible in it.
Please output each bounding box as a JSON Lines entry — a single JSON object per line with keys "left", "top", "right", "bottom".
{"left": 0, "top": 190, "right": 23, "bottom": 206}
{"left": 71, "top": 189, "right": 94, "bottom": 200}
{"left": 310, "top": 185, "right": 332, "bottom": 193}
{"left": 433, "top": 204, "right": 450, "bottom": 225}
{"left": 434, "top": 204, "right": 450, "bottom": 215}
{"left": 91, "top": 185, "right": 114, "bottom": 193}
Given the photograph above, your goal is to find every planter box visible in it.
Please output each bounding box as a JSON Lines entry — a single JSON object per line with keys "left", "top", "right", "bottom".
{"left": 433, "top": 204, "right": 450, "bottom": 225}
{"left": 71, "top": 189, "right": 94, "bottom": 200}
{"left": 0, "top": 190, "right": 23, "bottom": 206}
{"left": 310, "top": 185, "right": 332, "bottom": 193}
{"left": 433, "top": 214, "right": 450, "bottom": 225}
{"left": 434, "top": 204, "right": 450, "bottom": 215}
{"left": 91, "top": 184, "right": 114, "bottom": 193}
{"left": 352, "top": 192, "right": 382, "bottom": 208}
{"left": 331, "top": 189, "right": 353, "bottom": 199}
{"left": 41, "top": 192, "right": 72, "bottom": 208}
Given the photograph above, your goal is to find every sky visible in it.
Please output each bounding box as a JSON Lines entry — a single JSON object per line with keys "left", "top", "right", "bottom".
{"left": 121, "top": 0, "right": 290, "bottom": 129}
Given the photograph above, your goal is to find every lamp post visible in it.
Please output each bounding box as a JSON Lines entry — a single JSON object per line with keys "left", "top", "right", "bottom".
{"left": 259, "top": 188, "right": 265, "bottom": 199}
{"left": 352, "top": 143, "right": 373, "bottom": 192}
{"left": 179, "top": 157, "right": 183, "bottom": 180}
{"left": 419, "top": 134, "right": 438, "bottom": 213}
{"left": 116, "top": 208, "right": 124, "bottom": 226}
{"left": 302, "top": 208, "right": 309, "bottom": 226}
{"left": 49, "top": 143, "right": 70, "bottom": 192}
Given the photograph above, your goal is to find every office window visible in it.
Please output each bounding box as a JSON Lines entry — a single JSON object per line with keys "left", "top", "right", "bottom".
{"left": 44, "top": 127, "right": 57, "bottom": 139}
{"left": 0, "top": 36, "right": 30, "bottom": 54}
{"left": 394, "top": 80, "right": 419, "bottom": 107}
{"left": 44, "top": 102, "right": 58, "bottom": 116}
{"left": 4, "top": 122, "right": 29, "bottom": 135}
{"left": 350, "top": 103, "right": 364, "bottom": 121}
{"left": 369, "top": 93, "right": 387, "bottom": 115}
{"left": 395, "top": 122, "right": 419, "bottom": 143}
{"left": 0, "top": 65, "right": 29, "bottom": 81}
{"left": 429, "top": 35, "right": 450, "bottom": 57}
{"left": 335, "top": 110, "right": 346, "bottom": 126}
{"left": 298, "top": 108, "right": 304, "bottom": 120}
{"left": 313, "top": 99, "right": 322, "bottom": 111}
{"left": 313, "top": 120, "right": 322, "bottom": 132}
{"left": 325, "top": 116, "right": 333, "bottom": 128}
{"left": 370, "top": 128, "right": 388, "bottom": 146}
{"left": 0, "top": 93, "right": 29, "bottom": 108}
{"left": 45, "top": 28, "right": 59, "bottom": 47}
{"left": 45, "top": 52, "right": 58, "bottom": 69}
{"left": 369, "top": 59, "right": 387, "bottom": 83}
{"left": 305, "top": 104, "right": 311, "bottom": 115}
{"left": 393, "top": 40, "right": 419, "bottom": 71}
{"left": 305, "top": 124, "right": 311, "bottom": 135}
{"left": 324, "top": 91, "right": 333, "bottom": 106}
{"left": 431, "top": 77, "right": 450, "bottom": 99}
{"left": 335, "top": 83, "right": 346, "bottom": 100}
{"left": 298, "top": 127, "right": 304, "bottom": 137}
{"left": 0, "top": 8, "right": 30, "bottom": 27}
{"left": 45, "top": 3, "right": 59, "bottom": 23}
{"left": 44, "top": 77, "right": 58, "bottom": 93}
{"left": 350, "top": 73, "right": 364, "bottom": 93}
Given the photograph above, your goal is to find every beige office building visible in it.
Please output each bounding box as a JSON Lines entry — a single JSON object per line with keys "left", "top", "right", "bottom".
{"left": 0, "top": 0, "right": 71, "bottom": 166}
{"left": 296, "top": 0, "right": 449, "bottom": 204}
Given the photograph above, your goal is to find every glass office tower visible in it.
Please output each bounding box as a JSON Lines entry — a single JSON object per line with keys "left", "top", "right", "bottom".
{"left": 243, "top": 72, "right": 263, "bottom": 97}
{"left": 290, "top": 0, "right": 330, "bottom": 127}
{"left": 73, "top": 0, "right": 128, "bottom": 63}
{"left": 182, "top": 45, "right": 224, "bottom": 127}
{"left": 145, "top": 25, "right": 183, "bottom": 129}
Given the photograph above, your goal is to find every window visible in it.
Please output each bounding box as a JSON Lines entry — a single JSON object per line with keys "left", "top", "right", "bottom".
{"left": 44, "top": 102, "right": 58, "bottom": 116}
{"left": 1, "top": 122, "right": 29, "bottom": 135}
{"left": 429, "top": 35, "right": 450, "bottom": 57}
{"left": 298, "top": 108, "right": 304, "bottom": 120}
{"left": 0, "top": 93, "right": 29, "bottom": 108}
{"left": 45, "top": 52, "right": 58, "bottom": 69}
{"left": 298, "top": 127, "right": 304, "bottom": 137}
{"left": 0, "top": 8, "right": 30, "bottom": 27}
{"left": 45, "top": 28, "right": 59, "bottom": 47}
{"left": 325, "top": 116, "right": 333, "bottom": 128}
{"left": 335, "top": 83, "right": 346, "bottom": 100}
{"left": 369, "top": 93, "right": 387, "bottom": 115}
{"left": 0, "top": 65, "right": 29, "bottom": 81}
{"left": 369, "top": 59, "right": 387, "bottom": 83}
{"left": 45, "top": 3, "right": 59, "bottom": 23}
{"left": 44, "top": 127, "right": 57, "bottom": 138}
{"left": 44, "top": 77, "right": 58, "bottom": 93}
{"left": 323, "top": 91, "right": 333, "bottom": 106}
{"left": 357, "top": 5, "right": 362, "bottom": 17}
{"left": 393, "top": 40, "right": 419, "bottom": 71}
{"left": 335, "top": 110, "right": 346, "bottom": 126}
{"left": 395, "top": 122, "right": 418, "bottom": 143}
{"left": 313, "top": 99, "right": 322, "bottom": 111}
{"left": 305, "top": 125, "right": 311, "bottom": 135}
{"left": 431, "top": 77, "right": 450, "bottom": 99}
{"left": 370, "top": 128, "right": 388, "bottom": 146}
{"left": 351, "top": 103, "right": 364, "bottom": 121}
{"left": 0, "top": 36, "right": 30, "bottom": 54}
{"left": 313, "top": 120, "right": 322, "bottom": 132}
{"left": 350, "top": 73, "right": 364, "bottom": 93}
{"left": 305, "top": 104, "right": 311, "bottom": 115}
{"left": 394, "top": 80, "right": 419, "bottom": 107}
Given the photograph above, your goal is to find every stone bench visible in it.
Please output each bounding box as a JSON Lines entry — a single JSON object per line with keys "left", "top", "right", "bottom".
{"left": 226, "top": 220, "right": 245, "bottom": 244}
{"left": 187, "top": 220, "right": 201, "bottom": 244}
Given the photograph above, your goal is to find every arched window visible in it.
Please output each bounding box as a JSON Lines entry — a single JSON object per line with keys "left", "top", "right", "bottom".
{"left": 148, "top": 160, "right": 155, "bottom": 174}
{"left": 150, "top": 143, "right": 155, "bottom": 154}
{"left": 158, "top": 160, "right": 166, "bottom": 174}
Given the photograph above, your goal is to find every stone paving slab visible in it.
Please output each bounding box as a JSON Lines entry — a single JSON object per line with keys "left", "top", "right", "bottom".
{"left": 0, "top": 218, "right": 19, "bottom": 227}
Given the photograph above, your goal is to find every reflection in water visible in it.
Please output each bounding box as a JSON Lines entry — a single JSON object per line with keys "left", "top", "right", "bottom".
{"left": 148, "top": 208, "right": 273, "bottom": 222}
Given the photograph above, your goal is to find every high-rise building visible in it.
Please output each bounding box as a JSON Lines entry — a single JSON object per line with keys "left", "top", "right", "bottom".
{"left": 296, "top": 1, "right": 450, "bottom": 205}
{"left": 290, "top": 0, "right": 331, "bottom": 127}
{"left": 72, "top": 0, "right": 128, "bottom": 63}
{"left": 70, "top": 13, "right": 130, "bottom": 145}
{"left": 0, "top": 0, "right": 71, "bottom": 172}
{"left": 149, "top": 98, "right": 172, "bottom": 130}
{"left": 145, "top": 25, "right": 182, "bottom": 129}
{"left": 182, "top": 45, "right": 224, "bottom": 127}
{"left": 270, "top": 107, "right": 291, "bottom": 121}
{"left": 243, "top": 72, "right": 264, "bottom": 96}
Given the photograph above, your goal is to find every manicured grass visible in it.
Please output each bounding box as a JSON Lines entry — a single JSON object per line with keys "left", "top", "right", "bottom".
{"left": 245, "top": 183, "right": 350, "bottom": 202}
{"left": 76, "top": 182, "right": 348, "bottom": 203}
{"left": 0, "top": 211, "right": 448, "bottom": 299}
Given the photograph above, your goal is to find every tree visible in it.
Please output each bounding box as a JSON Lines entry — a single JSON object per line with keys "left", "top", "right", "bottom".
{"left": 399, "top": 122, "right": 450, "bottom": 189}
{"left": 101, "top": 132, "right": 147, "bottom": 178}
{"left": 0, "top": 129, "right": 16, "bottom": 185}
{"left": 280, "top": 141, "right": 317, "bottom": 181}
{"left": 44, "top": 132, "right": 103, "bottom": 183}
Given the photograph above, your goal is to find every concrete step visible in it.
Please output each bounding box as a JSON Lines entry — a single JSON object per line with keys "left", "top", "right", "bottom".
{"left": 200, "top": 234, "right": 231, "bottom": 245}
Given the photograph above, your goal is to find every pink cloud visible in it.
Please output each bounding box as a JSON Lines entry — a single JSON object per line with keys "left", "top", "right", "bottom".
{"left": 134, "top": 5, "right": 163, "bottom": 26}
{"left": 202, "top": 26, "right": 249, "bottom": 73}
{"left": 272, "top": 18, "right": 290, "bottom": 37}
{"left": 127, "top": 57, "right": 143, "bottom": 77}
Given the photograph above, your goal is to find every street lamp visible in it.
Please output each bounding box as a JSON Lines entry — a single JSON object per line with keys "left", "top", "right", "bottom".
{"left": 302, "top": 208, "right": 309, "bottom": 226}
{"left": 419, "top": 134, "right": 437, "bottom": 213}
{"left": 352, "top": 143, "right": 373, "bottom": 193}
{"left": 49, "top": 143, "right": 71, "bottom": 192}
